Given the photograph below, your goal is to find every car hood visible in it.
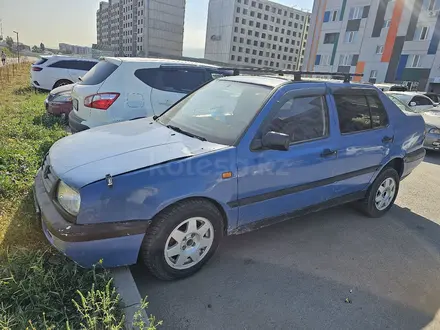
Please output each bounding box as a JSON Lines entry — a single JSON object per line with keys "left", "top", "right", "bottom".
{"left": 49, "top": 118, "right": 228, "bottom": 188}
{"left": 422, "top": 110, "right": 440, "bottom": 128}
{"left": 50, "top": 83, "right": 74, "bottom": 95}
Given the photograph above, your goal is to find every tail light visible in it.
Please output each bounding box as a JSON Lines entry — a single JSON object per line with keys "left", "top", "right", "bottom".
{"left": 32, "top": 67, "right": 43, "bottom": 72}
{"left": 84, "top": 93, "right": 120, "bottom": 110}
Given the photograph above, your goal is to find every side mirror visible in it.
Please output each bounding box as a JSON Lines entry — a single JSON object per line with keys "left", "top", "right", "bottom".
{"left": 409, "top": 101, "right": 417, "bottom": 107}
{"left": 262, "top": 131, "right": 290, "bottom": 151}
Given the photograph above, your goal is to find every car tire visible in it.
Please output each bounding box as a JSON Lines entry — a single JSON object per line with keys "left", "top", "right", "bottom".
{"left": 140, "top": 199, "right": 224, "bottom": 281}
{"left": 359, "top": 167, "right": 400, "bottom": 218}
{"left": 53, "top": 79, "right": 72, "bottom": 89}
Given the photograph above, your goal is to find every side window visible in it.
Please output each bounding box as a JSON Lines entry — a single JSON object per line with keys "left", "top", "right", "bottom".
{"left": 73, "top": 61, "right": 98, "bottom": 71}
{"left": 266, "top": 95, "right": 329, "bottom": 144}
{"left": 135, "top": 68, "right": 206, "bottom": 93}
{"left": 366, "top": 94, "right": 389, "bottom": 128}
{"left": 334, "top": 94, "right": 371, "bottom": 133}
{"left": 49, "top": 60, "right": 76, "bottom": 69}
{"left": 412, "top": 96, "right": 432, "bottom": 106}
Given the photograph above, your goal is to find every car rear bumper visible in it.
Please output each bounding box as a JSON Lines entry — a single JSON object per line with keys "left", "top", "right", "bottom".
{"left": 46, "top": 100, "right": 73, "bottom": 116}
{"left": 424, "top": 132, "right": 440, "bottom": 151}
{"left": 33, "top": 169, "right": 149, "bottom": 267}
{"left": 69, "top": 111, "right": 89, "bottom": 133}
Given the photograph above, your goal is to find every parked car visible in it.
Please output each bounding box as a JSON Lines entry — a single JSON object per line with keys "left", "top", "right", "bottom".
{"left": 68, "top": 57, "right": 234, "bottom": 133}
{"left": 388, "top": 92, "right": 438, "bottom": 113}
{"left": 31, "top": 56, "right": 98, "bottom": 91}
{"left": 374, "top": 83, "right": 407, "bottom": 92}
{"left": 423, "top": 92, "right": 440, "bottom": 105}
{"left": 386, "top": 92, "right": 440, "bottom": 151}
{"left": 45, "top": 83, "right": 74, "bottom": 120}
{"left": 34, "top": 74, "right": 426, "bottom": 280}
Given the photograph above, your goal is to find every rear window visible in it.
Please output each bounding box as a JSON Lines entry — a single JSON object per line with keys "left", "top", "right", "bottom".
{"left": 78, "top": 60, "right": 119, "bottom": 86}
{"left": 34, "top": 58, "right": 48, "bottom": 65}
{"left": 135, "top": 68, "right": 207, "bottom": 93}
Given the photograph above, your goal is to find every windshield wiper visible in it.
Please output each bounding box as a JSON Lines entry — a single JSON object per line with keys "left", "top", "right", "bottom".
{"left": 166, "top": 125, "right": 207, "bottom": 141}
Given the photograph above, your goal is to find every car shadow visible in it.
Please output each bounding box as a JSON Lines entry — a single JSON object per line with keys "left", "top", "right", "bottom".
{"left": 423, "top": 150, "right": 440, "bottom": 165}
{"left": 132, "top": 205, "right": 440, "bottom": 330}
{"left": 13, "top": 86, "right": 44, "bottom": 95}
{"left": 0, "top": 188, "right": 47, "bottom": 254}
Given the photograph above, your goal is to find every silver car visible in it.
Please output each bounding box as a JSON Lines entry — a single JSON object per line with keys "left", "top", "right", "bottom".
{"left": 386, "top": 92, "right": 440, "bottom": 151}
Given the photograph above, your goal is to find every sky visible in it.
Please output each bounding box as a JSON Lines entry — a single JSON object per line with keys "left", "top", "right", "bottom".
{"left": 0, "top": 0, "right": 313, "bottom": 58}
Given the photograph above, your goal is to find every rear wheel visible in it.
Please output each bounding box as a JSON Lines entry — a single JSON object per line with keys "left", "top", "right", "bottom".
{"left": 140, "top": 199, "right": 224, "bottom": 280}
{"left": 53, "top": 79, "right": 72, "bottom": 89}
{"left": 359, "top": 167, "right": 399, "bottom": 218}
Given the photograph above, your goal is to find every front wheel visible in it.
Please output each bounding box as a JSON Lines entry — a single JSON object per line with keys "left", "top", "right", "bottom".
{"left": 359, "top": 167, "right": 400, "bottom": 218}
{"left": 140, "top": 199, "right": 224, "bottom": 280}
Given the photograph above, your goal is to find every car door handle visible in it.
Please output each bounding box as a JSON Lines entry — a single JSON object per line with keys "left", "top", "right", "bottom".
{"left": 382, "top": 136, "right": 394, "bottom": 143}
{"left": 321, "top": 148, "right": 337, "bottom": 157}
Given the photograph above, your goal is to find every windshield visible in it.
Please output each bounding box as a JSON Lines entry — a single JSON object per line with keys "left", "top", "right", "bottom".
{"left": 386, "top": 94, "right": 414, "bottom": 113}
{"left": 158, "top": 79, "right": 272, "bottom": 145}
{"left": 387, "top": 93, "right": 433, "bottom": 113}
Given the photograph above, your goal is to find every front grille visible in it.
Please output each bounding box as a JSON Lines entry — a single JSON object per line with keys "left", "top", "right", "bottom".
{"left": 41, "top": 156, "right": 58, "bottom": 194}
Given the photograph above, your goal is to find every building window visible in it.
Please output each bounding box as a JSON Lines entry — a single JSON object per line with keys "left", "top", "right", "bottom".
{"left": 245, "top": 57, "right": 249, "bottom": 63}
{"left": 271, "top": 16, "right": 275, "bottom": 22}
{"left": 246, "top": 48, "right": 250, "bottom": 53}
{"left": 243, "top": 9, "right": 248, "bottom": 14}
{"left": 244, "top": 0, "right": 248, "bottom": 4}
{"left": 239, "top": 46, "right": 243, "bottom": 52}
{"left": 247, "top": 39, "right": 251, "bottom": 44}
{"left": 344, "top": 31, "right": 357, "bottom": 43}
{"left": 257, "top": 13, "right": 262, "bottom": 18}
{"left": 251, "top": 58, "right": 256, "bottom": 64}
{"left": 259, "top": 50, "right": 263, "bottom": 56}
{"left": 264, "top": 14, "right": 268, "bottom": 20}
{"left": 417, "top": 26, "right": 430, "bottom": 40}
{"left": 249, "top": 20, "right": 254, "bottom": 26}
{"left": 233, "top": 36, "right": 237, "bottom": 42}
{"left": 231, "top": 55, "right": 235, "bottom": 61}
{"left": 262, "top": 33, "right": 266, "bottom": 38}
{"left": 237, "top": 56, "right": 242, "bottom": 62}
{"left": 240, "top": 37, "right": 244, "bottom": 43}
{"left": 339, "top": 54, "right": 353, "bottom": 66}
{"left": 250, "top": 11, "right": 255, "bottom": 16}
{"left": 241, "top": 28, "right": 245, "bottom": 34}
{"left": 254, "top": 40, "right": 258, "bottom": 46}
{"left": 242, "top": 18, "right": 246, "bottom": 24}
{"left": 428, "top": 0, "right": 437, "bottom": 10}
{"left": 232, "top": 46, "right": 236, "bottom": 51}
{"left": 284, "top": 46, "right": 288, "bottom": 52}
{"left": 258, "top": 59, "right": 262, "bottom": 64}
{"left": 383, "top": 19, "right": 391, "bottom": 28}
{"left": 255, "top": 31, "right": 260, "bottom": 37}
{"left": 276, "top": 18, "right": 280, "bottom": 23}
{"left": 274, "top": 36, "right": 278, "bottom": 41}
{"left": 234, "top": 27, "right": 238, "bottom": 32}
{"left": 278, "top": 8, "right": 282, "bottom": 14}
{"left": 376, "top": 45, "right": 384, "bottom": 54}
{"left": 256, "top": 22, "right": 260, "bottom": 27}
{"left": 248, "top": 30, "right": 252, "bottom": 35}
{"left": 263, "top": 24, "right": 267, "bottom": 29}
{"left": 275, "top": 27, "right": 279, "bottom": 32}
{"left": 252, "top": 49, "right": 257, "bottom": 55}
{"left": 370, "top": 70, "right": 377, "bottom": 79}
{"left": 407, "top": 54, "right": 423, "bottom": 67}
{"left": 265, "top": 5, "right": 270, "bottom": 11}
{"left": 348, "top": 6, "right": 363, "bottom": 20}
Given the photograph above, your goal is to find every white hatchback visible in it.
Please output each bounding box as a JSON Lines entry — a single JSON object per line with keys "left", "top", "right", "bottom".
{"left": 31, "top": 56, "right": 98, "bottom": 91}
{"left": 386, "top": 91, "right": 439, "bottom": 113}
{"left": 68, "top": 57, "right": 232, "bottom": 133}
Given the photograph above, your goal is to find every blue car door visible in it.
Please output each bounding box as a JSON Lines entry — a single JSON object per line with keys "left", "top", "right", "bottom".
{"left": 328, "top": 86, "right": 394, "bottom": 196}
{"left": 234, "top": 84, "right": 340, "bottom": 228}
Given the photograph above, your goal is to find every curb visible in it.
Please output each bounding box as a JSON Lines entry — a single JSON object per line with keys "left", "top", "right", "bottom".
{"left": 111, "top": 266, "right": 149, "bottom": 329}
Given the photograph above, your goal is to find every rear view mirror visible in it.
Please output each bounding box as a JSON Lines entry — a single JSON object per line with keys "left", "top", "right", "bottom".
{"left": 409, "top": 101, "right": 417, "bottom": 107}
{"left": 262, "top": 131, "right": 290, "bottom": 151}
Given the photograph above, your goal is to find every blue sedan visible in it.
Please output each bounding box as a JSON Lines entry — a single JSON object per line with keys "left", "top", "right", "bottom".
{"left": 34, "top": 74, "right": 426, "bottom": 280}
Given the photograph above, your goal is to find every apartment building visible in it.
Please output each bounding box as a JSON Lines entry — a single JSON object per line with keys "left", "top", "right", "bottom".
{"left": 96, "top": 0, "right": 185, "bottom": 57}
{"left": 59, "top": 43, "right": 92, "bottom": 55}
{"left": 204, "top": 0, "right": 311, "bottom": 70}
{"left": 304, "top": 0, "right": 440, "bottom": 91}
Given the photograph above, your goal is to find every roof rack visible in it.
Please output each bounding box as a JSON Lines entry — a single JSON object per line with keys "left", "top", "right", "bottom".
{"left": 220, "top": 68, "right": 363, "bottom": 83}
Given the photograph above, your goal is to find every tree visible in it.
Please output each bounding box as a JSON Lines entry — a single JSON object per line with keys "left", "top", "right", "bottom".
{"left": 6, "top": 36, "right": 13, "bottom": 49}
{"left": 40, "top": 43, "right": 45, "bottom": 52}
{"left": 32, "top": 45, "right": 39, "bottom": 53}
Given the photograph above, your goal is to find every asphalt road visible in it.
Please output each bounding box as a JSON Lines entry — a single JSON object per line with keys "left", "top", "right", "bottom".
{"left": 133, "top": 151, "right": 440, "bottom": 330}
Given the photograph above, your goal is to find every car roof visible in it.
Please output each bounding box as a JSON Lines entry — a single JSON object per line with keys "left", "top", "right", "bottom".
{"left": 41, "top": 55, "right": 98, "bottom": 62}
{"left": 219, "top": 75, "right": 377, "bottom": 89}
{"left": 106, "top": 57, "right": 219, "bottom": 68}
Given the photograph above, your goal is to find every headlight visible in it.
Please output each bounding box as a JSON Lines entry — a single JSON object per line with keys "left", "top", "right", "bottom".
{"left": 53, "top": 93, "right": 72, "bottom": 103}
{"left": 429, "top": 128, "right": 440, "bottom": 135}
{"left": 57, "top": 181, "right": 81, "bottom": 216}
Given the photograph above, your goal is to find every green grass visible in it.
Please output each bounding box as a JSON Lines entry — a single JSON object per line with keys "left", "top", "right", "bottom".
{"left": 0, "top": 63, "right": 161, "bottom": 329}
